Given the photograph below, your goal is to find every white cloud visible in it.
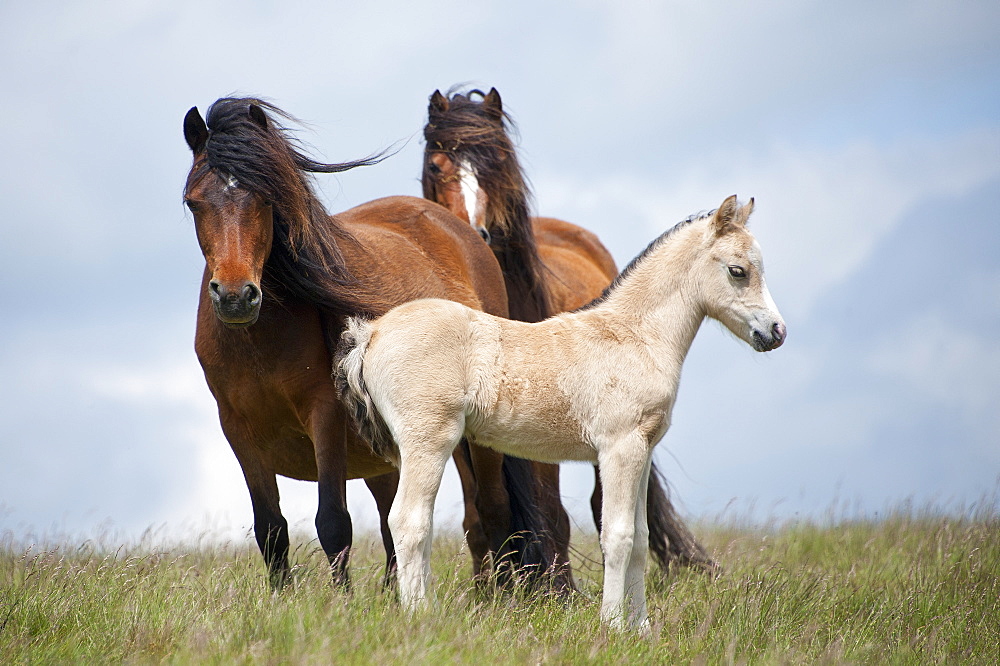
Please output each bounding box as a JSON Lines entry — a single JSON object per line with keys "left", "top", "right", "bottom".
{"left": 535, "top": 127, "right": 1000, "bottom": 319}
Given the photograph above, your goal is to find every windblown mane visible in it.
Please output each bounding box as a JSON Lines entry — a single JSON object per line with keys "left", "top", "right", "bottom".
{"left": 578, "top": 210, "right": 715, "bottom": 312}
{"left": 188, "top": 96, "right": 386, "bottom": 317}
{"left": 422, "top": 88, "right": 552, "bottom": 322}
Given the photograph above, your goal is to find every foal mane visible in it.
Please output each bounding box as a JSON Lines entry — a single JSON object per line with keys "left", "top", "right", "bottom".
{"left": 422, "top": 88, "right": 551, "bottom": 322}
{"left": 578, "top": 210, "right": 715, "bottom": 312}
{"left": 192, "top": 96, "right": 386, "bottom": 317}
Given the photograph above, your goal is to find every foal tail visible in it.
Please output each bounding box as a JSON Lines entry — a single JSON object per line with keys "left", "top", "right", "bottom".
{"left": 334, "top": 316, "right": 396, "bottom": 460}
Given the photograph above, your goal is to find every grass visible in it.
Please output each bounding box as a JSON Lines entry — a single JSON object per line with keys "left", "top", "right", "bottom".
{"left": 2, "top": 501, "right": 998, "bottom": 664}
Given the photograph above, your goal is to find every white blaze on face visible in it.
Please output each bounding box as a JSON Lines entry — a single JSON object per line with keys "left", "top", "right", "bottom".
{"left": 457, "top": 159, "right": 486, "bottom": 235}
{"left": 752, "top": 239, "right": 782, "bottom": 323}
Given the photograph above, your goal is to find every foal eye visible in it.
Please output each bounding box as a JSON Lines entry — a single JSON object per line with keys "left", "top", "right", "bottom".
{"left": 728, "top": 265, "right": 747, "bottom": 279}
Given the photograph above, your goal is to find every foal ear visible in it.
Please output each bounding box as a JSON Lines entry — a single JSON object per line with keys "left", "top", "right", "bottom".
{"left": 712, "top": 194, "right": 740, "bottom": 235}
{"left": 429, "top": 90, "right": 449, "bottom": 115}
{"left": 183, "top": 106, "right": 208, "bottom": 154}
{"left": 736, "top": 197, "right": 755, "bottom": 227}
{"left": 248, "top": 103, "right": 268, "bottom": 130}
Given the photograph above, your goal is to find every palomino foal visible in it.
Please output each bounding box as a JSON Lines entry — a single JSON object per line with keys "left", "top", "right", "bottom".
{"left": 336, "top": 195, "right": 786, "bottom": 630}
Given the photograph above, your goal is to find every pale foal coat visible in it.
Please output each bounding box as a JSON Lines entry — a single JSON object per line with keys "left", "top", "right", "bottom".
{"left": 337, "top": 195, "right": 786, "bottom": 630}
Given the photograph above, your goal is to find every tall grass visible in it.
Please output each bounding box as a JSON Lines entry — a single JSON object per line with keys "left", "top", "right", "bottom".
{"left": 2, "top": 500, "right": 998, "bottom": 663}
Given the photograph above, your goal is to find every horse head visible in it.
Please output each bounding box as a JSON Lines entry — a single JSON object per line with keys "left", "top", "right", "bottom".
{"left": 422, "top": 87, "right": 521, "bottom": 245}
{"left": 184, "top": 97, "right": 382, "bottom": 327}
{"left": 184, "top": 104, "right": 271, "bottom": 327}
{"left": 699, "top": 195, "right": 786, "bottom": 351}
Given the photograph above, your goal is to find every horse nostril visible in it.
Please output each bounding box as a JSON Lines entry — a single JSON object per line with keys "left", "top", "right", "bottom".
{"left": 772, "top": 322, "right": 786, "bottom": 344}
{"left": 209, "top": 279, "right": 222, "bottom": 302}
{"left": 243, "top": 283, "right": 261, "bottom": 306}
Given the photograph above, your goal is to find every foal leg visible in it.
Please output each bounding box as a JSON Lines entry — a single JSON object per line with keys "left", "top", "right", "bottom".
{"left": 596, "top": 439, "right": 649, "bottom": 629}
{"left": 364, "top": 471, "right": 399, "bottom": 589}
{"left": 389, "top": 437, "right": 456, "bottom": 611}
{"left": 625, "top": 456, "right": 652, "bottom": 630}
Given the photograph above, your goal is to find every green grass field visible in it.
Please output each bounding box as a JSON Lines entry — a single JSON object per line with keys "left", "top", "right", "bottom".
{"left": 3, "top": 501, "right": 998, "bottom": 664}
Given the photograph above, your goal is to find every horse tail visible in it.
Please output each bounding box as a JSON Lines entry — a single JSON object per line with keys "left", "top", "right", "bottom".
{"left": 334, "top": 316, "right": 396, "bottom": 460}
{"left": 646, "top": 461, "right": 720, "bottom": 576}
{"left": 496, "top": 455, "right": 566, "bottom": 590}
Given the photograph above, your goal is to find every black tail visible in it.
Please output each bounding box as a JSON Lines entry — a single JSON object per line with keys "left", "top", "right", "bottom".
{"left": 647, "top": 462, "right": 720, "bottom": 575}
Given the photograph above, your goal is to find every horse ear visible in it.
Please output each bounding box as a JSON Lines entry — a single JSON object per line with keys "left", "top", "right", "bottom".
{"left": 712, "top": 195, "right": 740, "bottom": 235}
{"left": 483, "top": 87, "right": 503, "bottom": 118}
{"left": 737, "top": 197, "right": 755, "bottom": 227}
{"left": 429, "top": 90, "right": 449, "bottom": 115}
{"left": 184, "top": 106, "right": 208, "bottom": 153}
{"left": 248, "top": 103, "right": 268, "bottom": 130}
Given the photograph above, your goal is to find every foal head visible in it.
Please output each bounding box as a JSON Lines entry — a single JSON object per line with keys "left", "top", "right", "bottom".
{"left": 183, "top": 97, "right": 379, "bottom": 326}
{"left": 421, "top": 87, "right": 529, "bottom": 245}
{"left": 698, "top": 196, "right": 786, "bottom": 351}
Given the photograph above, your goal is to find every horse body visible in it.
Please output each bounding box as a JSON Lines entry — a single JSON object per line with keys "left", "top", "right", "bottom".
{"left": 185, "top": 97, "right": 552, "bottom": 589}
{"left": 422, "top": 87, "right": 717, "bottom": 575}
{"left": 337, "top": 196, "right": 786, "bottom": 629}
{"left": 531, "top": 216, "right": 619, "bottom": 311}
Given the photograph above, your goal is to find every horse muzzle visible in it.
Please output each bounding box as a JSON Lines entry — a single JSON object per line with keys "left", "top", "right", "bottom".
{"left": 209, "top": 279, "right": 262, "bottom": 327}
{"left": 751, "top": 321, "right": 786, "bottom": 351}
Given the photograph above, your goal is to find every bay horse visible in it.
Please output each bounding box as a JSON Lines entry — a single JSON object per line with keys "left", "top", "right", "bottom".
{"left": 182, "top": 96, "right": 555, "bottom": 590}
{"left": 337, "top": 196, "right": 786, "bottom": 629}
{"left": 421, "top": 87, "right": 717, "bottom": 576}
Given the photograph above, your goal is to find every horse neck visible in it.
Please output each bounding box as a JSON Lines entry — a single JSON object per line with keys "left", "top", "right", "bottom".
{"left": 582, "top": 222, "right": 708, "bottom": 370}
{"left": 493, "top": 245, "right": 551, "bottom": 322}
{"left": 262, "top": 203, "right": 376, "bottom": 322}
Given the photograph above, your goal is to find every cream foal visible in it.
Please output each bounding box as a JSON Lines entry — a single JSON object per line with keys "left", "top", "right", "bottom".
{"left": 336, "top": 195, "right": 785, "bottom": 630}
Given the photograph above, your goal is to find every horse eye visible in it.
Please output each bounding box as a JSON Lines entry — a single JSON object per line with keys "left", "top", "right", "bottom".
{"left": 427, "top": 162, "right": 441, "bottom": 175}
{"left": 728, "top": 265, "right": 747, "bottom": 279}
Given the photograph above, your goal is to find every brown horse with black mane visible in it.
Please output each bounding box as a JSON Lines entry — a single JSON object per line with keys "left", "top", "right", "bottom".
{"left": 422, "top": 87, "right": 718, "bottom": 576}
{"left": 183, "top": 96, "right": 555, "bottom": 589}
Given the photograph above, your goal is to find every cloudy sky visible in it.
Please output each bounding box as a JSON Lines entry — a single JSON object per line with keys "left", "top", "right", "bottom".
{"left": 2, "top": 1, "right": 998, "bottom": 547}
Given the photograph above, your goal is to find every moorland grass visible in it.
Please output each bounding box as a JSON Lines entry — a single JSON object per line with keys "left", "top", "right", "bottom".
{"left": 2, "top": 500, "right": 997, "bottom": 664}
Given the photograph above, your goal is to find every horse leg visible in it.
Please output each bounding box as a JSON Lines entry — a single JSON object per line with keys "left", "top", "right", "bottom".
{"left": 591, "top": 465, "right": 603, "bottom": 533}
{"left": 390, "top": 437, "right": 456, "bottom": 611}
{"left": 464, "top": 444, "right": 512, "bottom": 576}
{"left": 312, "top": 410, "right": 353, "bottom": 588}
{"left": 452, "top": 440, "right": 490, "bottom": 577}
{"left": 364, "top": 471, "right": 399, "bottom": 589}
{"left": 533, "top": 461, "right": 575, "bottom": 590}
{"left": 596, "top": 439, "right": 649, "bottom": 629}
{"left": 239, "top": 460, "right": 290, "bottom": 589}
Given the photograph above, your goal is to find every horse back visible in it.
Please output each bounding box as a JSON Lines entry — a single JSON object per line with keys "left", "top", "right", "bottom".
{"left": 532, "top": 217, "right": 618, "bottom": 312}
{"left": 334, "top": 196, "right": 509, "bottom": 318}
